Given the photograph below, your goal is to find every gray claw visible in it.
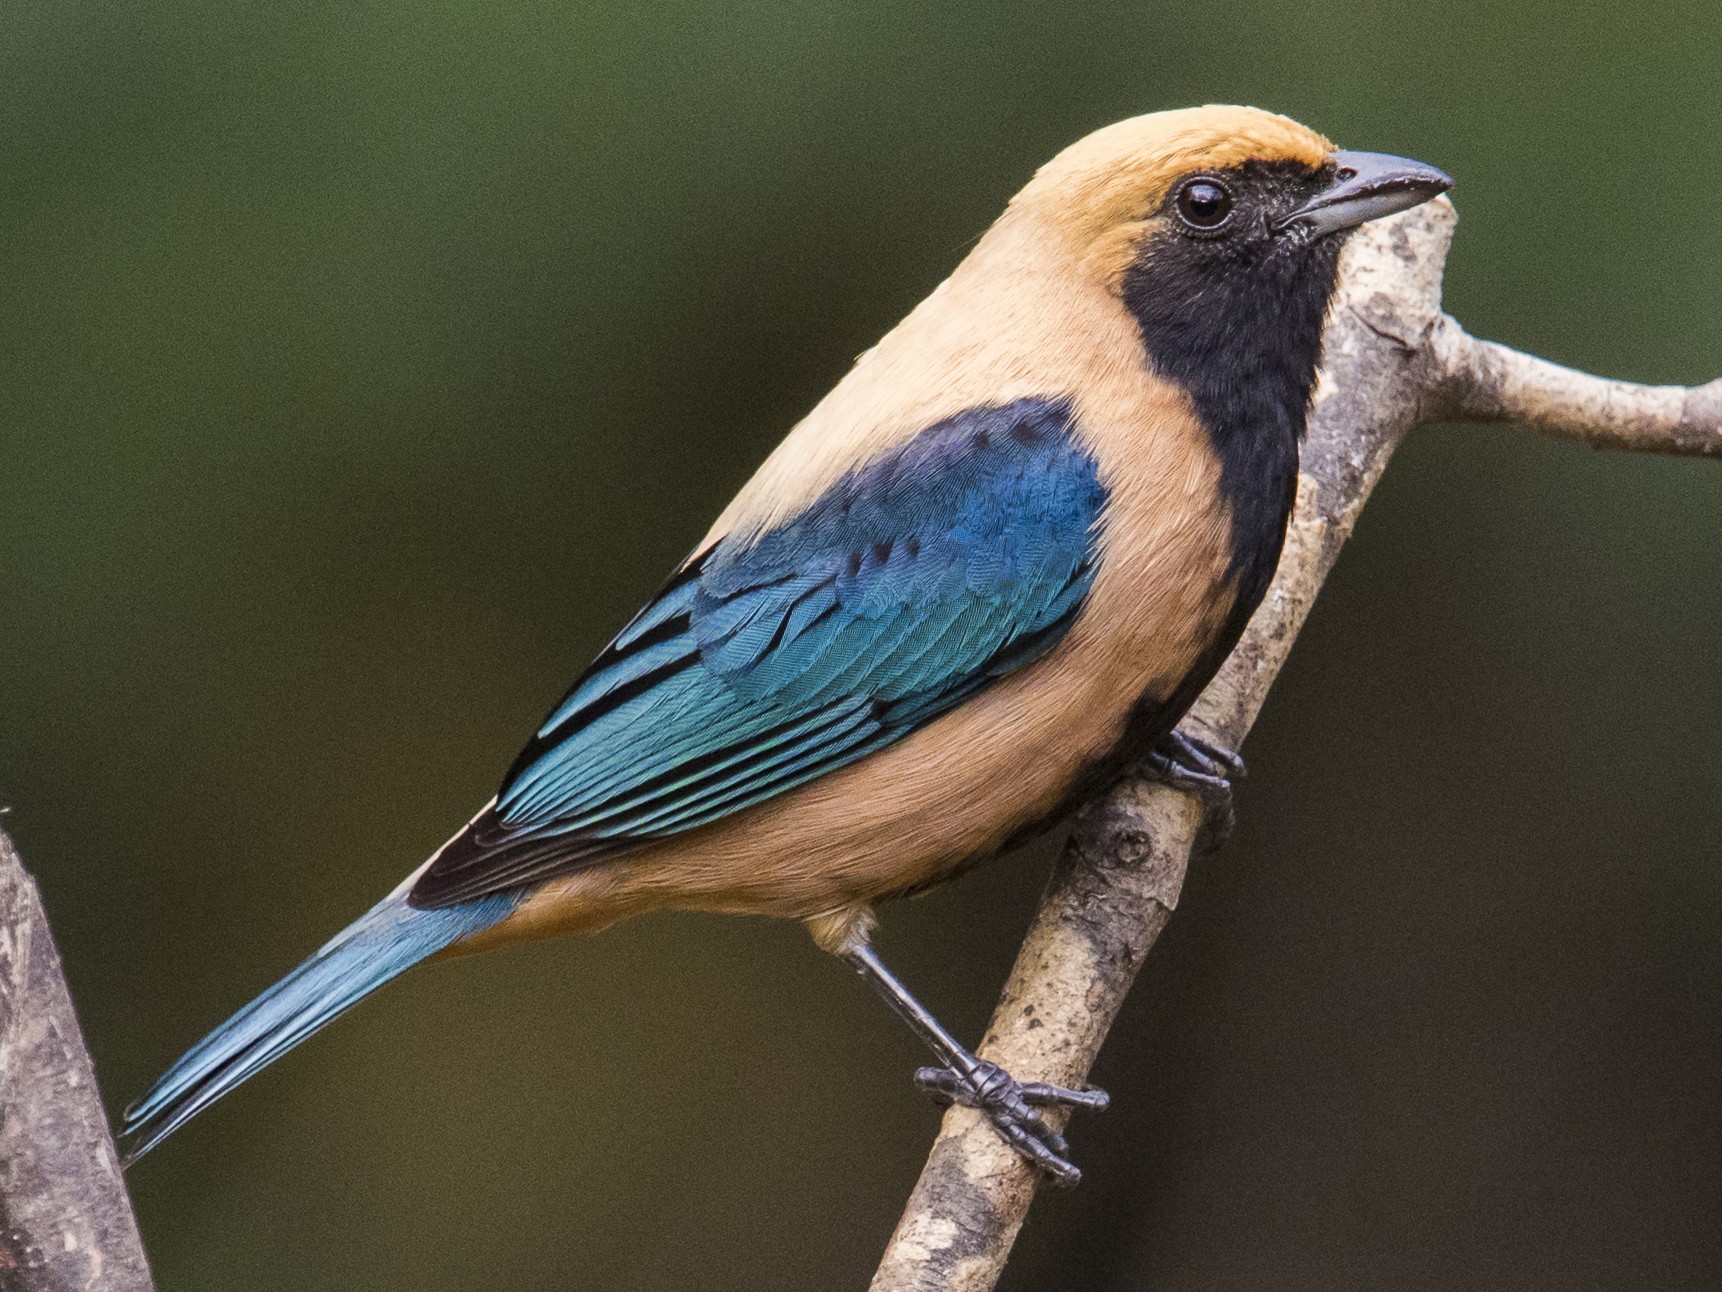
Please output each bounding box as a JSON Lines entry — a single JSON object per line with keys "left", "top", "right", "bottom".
{"left": 1019, "top": 1081, "right": 1111, "bottom": 1113}
{"left": 1146, "top": 728, "right": 1245, "bottom": 842}
{"left": 912, "top": 1060, "right": 1106, "bottom": 1186}
{"left": 912, "top": 1066, "right": 963, "bottom": 1106}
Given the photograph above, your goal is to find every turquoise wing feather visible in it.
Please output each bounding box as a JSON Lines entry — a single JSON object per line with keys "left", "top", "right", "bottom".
{"left": 409, "top": 397, "right": 1105, "bottom": 907}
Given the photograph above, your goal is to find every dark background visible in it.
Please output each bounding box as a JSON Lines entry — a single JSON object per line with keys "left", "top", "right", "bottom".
{"left": 4, "top": 2, "right": 1720, "bottom": 1288}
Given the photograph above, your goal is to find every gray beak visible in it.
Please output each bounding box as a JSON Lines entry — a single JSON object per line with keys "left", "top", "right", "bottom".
{"left": 1275, "top": 149, "right": 1453, "bottom": 238}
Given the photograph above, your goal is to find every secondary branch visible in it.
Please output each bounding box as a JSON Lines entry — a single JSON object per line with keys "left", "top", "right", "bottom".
{"left": 1428, "top": 315, "right": 1722, "bottom": 457}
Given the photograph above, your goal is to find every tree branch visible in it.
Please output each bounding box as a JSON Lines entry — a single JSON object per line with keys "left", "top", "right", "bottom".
{"left": 0, "top": 824, "right": 154, "bottom": 1291}
{"left": 870, "top": 198, "right": 1722, "bottom": 1292}
{"left": 1427, "top": 315, "right": 1722, "bottom": 458}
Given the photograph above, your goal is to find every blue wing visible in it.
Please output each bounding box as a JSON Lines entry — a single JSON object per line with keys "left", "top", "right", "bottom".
{"left": 408, "top": 397, "right": 1106, "bottom": 908}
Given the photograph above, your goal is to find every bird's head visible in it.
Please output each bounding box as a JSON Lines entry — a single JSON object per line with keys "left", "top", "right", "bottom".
{"left": 1010, "top": 104, "right": 1451, "bottom": 286}
{"left": 999, "top": 106, "right": 1450, "bottom": 441}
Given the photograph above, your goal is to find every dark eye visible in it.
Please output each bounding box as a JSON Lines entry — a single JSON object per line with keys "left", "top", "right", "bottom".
{"left": 1174, "top": 177, "right": 1234, "bottom": 232}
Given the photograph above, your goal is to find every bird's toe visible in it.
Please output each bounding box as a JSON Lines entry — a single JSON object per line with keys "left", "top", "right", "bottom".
{"left": 911, "top": 1058, "right": 1104, "bottom": 1187}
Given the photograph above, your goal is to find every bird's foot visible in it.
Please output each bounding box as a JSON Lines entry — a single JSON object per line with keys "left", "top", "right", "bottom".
{"left": 1144, "top": 728, "right": 1245, "bottom": 841}
{"left": 913, "top": 1059, "right": 1109, "bottom": 1188}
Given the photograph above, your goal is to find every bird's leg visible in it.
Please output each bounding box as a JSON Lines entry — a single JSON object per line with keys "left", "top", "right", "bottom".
{"left": 841, "top": 942, "right": 1108, "bottom": 1187}
{"left": 1143, "top": 727, "right": 1246, "bottom": 838}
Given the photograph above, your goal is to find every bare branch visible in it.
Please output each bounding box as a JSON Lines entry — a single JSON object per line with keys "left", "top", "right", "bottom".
{"left": 0, "top": 825, "right": 154, "bottom": 1291}
{"left": 870, "top": 198, "right": 1722, "bottom": 1291}
{"left": 1428, "top": 315, "right": 1722, "bottom": 457}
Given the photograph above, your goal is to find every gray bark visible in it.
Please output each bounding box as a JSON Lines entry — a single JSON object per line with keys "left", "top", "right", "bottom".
{"left": 0, "top": 825, "right": 153, "bottom": 1292}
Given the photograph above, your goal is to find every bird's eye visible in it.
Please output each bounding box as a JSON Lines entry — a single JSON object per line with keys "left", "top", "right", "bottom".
{"left": 1173, "top": 178, "right": 1234, "bottom": 232}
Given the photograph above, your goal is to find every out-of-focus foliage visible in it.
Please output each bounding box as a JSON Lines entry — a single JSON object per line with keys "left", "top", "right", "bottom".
{"left": 3, "top": 2, "right": 1718, "bottom": 1288}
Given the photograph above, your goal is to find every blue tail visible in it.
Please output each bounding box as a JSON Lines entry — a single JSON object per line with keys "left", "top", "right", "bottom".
{"left": 122, "top": 891, "right": 516, "bottom": 1162}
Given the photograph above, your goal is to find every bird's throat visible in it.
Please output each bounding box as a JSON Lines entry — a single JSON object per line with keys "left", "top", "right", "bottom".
{"left": 1121, "top": 225, "right": 1343, "bottom": 618}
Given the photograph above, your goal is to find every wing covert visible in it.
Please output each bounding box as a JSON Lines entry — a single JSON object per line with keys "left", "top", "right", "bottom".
{"left": 409, "top": 397, "right": 1105, "bottom": 908}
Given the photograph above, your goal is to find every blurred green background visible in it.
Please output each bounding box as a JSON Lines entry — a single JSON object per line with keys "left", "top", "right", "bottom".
{"left": 4, "top": 1, "right": 1720, "bottom": 1288}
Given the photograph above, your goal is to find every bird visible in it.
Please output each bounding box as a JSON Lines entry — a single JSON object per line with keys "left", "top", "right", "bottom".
{"left": 122, "top": 105, "right": 1450, "bottom": 1183}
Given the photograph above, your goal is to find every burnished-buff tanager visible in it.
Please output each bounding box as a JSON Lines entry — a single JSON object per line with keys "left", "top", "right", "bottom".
{"left": 124, "top": 105, "right": 1450, "bottom": 1182}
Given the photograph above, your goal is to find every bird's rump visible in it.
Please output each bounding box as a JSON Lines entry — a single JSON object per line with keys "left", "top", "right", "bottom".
{"left": 408, "top": 397, "right": 1107, "bottom": 908}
